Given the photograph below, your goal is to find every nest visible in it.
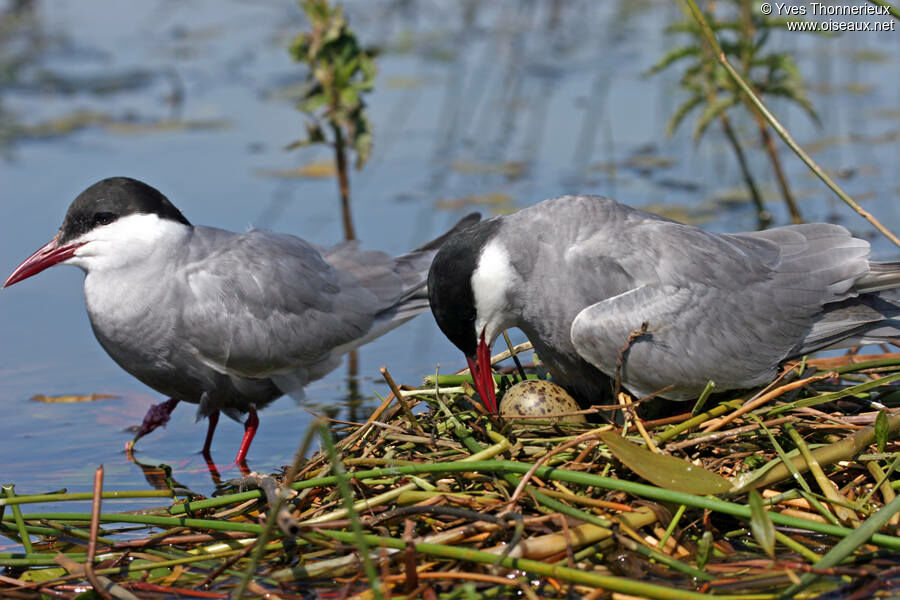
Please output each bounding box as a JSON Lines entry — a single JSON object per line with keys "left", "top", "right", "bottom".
{"left": 1, "top": 350, "right": 899, "bottom": 599}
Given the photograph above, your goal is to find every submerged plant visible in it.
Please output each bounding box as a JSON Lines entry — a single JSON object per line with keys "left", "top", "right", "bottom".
{"left": 647, "top": 0, "right": 820, "bottom": 227}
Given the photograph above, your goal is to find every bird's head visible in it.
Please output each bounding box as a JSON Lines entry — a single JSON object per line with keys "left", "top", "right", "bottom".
{"left": 4, "top": 177, "right": 191, "bottom": 287}
{"left": 427, "top": 218, "right": 517, "bottom": 413}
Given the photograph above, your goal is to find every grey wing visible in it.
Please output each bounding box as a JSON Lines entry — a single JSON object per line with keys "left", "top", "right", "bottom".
{"left": 320, "top": 213, "right": 483, "bottom": 328}
{"left": 569, "top": 218, "right": 873, "bottom": 398}
{"left": 321, "top": 212, "right": 482, "bottom": 321}
{"left": 570, "top": 283, "right": 804, "bottom": 399}
{"left": 179, "top": 228, "right": 378, "bottom": 381}
{"left": 322, "top": 242, "right": 430, "bottom": 321}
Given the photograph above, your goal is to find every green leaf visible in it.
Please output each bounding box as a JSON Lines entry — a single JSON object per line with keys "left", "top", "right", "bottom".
{"left": 298, "top": 90, "right": 328, "bottom": 114}
{"left": 352, "top": 116, "right": 373, "bottom": 168}
{"left": 598, "top": 431, "right": 732, "bottom": 495}
{"left": 288, "top": 35, "right": 310, "bottom": 61}
{"left": 339, "top": 86, "right": 359, "bottom": 109}
{"left": 305, "top": 121, "right": 326, "bottom": 143}
{"left": 748, "top": 489, "right": 776, "bottom": 558}
{"left": 126, "top": 559, "right": 172, "bottom": 580}
{"left": 359, "top": 54, "right": 377, "bottom": 82}
{"left": 19, "top": 567, "right": 68, "bottom": 582}
{"left": 875, "top": 410, "right": 890, "bottom": 453}
{"left": 284, "top": 138, "right": 314, "bottom": 151}
{"left": 696, "top": 530, "right": 713, "bottom": 569}
{"left": 666, "top": 93, "right": 705, "bottom": 137}
{"left": 693, "top": 95, "right": 738, "bottom": 141}
{"left": 643, "top": 45, "right": 700, "bottom": 76}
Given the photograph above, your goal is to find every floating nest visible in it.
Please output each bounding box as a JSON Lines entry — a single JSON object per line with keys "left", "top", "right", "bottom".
{"left": 1, "top": 349, "right": 899, "bottom": 599}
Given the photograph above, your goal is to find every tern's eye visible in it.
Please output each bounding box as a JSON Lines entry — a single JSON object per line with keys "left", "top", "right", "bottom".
{"left": 93, "top": 212, "right": 118, "bottom": 226}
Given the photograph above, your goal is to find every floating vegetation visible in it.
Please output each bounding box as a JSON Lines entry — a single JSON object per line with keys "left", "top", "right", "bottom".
{"left": 811, "top": 82, "right": 875, "bottom": 96}
{"left": 103, "top": 119, "right": 231, "bottom": 135}
{"left": 2, "top": 350, "right": 899, "bottom": 598}
{"left": 435, "top": 192, "right": 515, "bottom": 214}
{"left": 850, "top": 49, "right": 890, "bottom": 64}
{"left": 29, "top": 393, "right": 116, "bottom": 404}
{"left": 450, "top": 159, "right": 528, "bottom": 180}
{"left": 621, "top": 151, "right": 677, "bottom": 174}
{"left": 256, "top": 160, "right": 338, "bottom": 179}
{"left": 27, "top": 69, "right": 156, "bottom": 96}
{"left": 804, "top": 131, "right": 900, "bottom": 154}
{"left": 14, "top": 112, "right": 230, "bottom": 140}
{"left": 383, "top": 75, "right": 427, "bottom": 89}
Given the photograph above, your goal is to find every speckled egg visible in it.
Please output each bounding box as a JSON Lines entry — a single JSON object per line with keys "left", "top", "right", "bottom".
{"left": 499, "top": 380, "right": 586, "bottom": 423}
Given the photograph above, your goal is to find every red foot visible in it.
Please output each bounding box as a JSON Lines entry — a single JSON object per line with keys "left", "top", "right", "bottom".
{"left": 235, "top": 406, "right": 259, "bottom": 464}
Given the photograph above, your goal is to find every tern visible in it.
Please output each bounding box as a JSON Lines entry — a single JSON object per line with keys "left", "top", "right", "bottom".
{"left": 4, "top": 177, "right": 479, "bottom": 463}
{"left": 427, "top": 194, "right": 900, "bottom": 411}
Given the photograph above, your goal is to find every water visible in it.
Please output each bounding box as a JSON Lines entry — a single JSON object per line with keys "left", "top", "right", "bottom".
{"left": 0, "top": 0, "right": 898, "bottom": 512}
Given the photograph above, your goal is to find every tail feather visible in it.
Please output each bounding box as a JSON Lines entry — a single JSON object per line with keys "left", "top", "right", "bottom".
{"left": 856, "top": 261, "right": 900, "bottom": 294}
{"left": 799, "top": 290, "right": 900, "bottom": 354}
{"left": 325, "top": 212, "right": 481, "bottom": 303}
{"left": 323, "top": 212, "right": 482, "bottom": 347}
{"left": 380, "top": 212, "right": 482, "bottom": 317}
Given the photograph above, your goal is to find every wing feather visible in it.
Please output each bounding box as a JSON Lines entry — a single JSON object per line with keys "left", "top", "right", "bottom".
{"left": 179, "top": 227, "right": 377, "bottom": 379}
{"left": 544, "top": 197, "right": 879, "bottom": 398}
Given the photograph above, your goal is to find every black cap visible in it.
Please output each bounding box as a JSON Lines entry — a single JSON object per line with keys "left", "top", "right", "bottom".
{"left": 59, "top": 177, "right": 191, "bottom": 244}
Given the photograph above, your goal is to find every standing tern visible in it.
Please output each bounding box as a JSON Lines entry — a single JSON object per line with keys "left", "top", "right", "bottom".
{"left": 4, "top": 177, "right": 479, "bottom": 463}
{"left": 427, "top": 194, "right": 900, "bottom": 411}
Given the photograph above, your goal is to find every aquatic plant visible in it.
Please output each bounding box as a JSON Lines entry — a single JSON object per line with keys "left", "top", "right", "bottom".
{"left": 288, "top": 0, "right": 376, "bottom": 242}
{"left": 647, "top": 0, "right": 820, "bottom": 227}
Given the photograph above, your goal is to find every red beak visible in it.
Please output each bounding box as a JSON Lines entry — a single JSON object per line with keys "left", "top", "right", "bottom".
{"left": 465, "top": 331, "right": 497, "bottom": 413}
{"left": 4, "top": 234, "right": 84, "bottom": 288}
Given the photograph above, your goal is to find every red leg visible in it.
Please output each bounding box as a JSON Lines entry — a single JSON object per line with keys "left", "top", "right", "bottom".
{"left": 201, "top": 410, "right": 220, "bottom": 456}
{"left": 235, "top": 406, "right": 259, "bottom": 464}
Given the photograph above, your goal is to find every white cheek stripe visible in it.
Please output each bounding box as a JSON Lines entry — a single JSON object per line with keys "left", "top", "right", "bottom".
{"left": 471, "top": 240, "right": 515, "bottom": 341}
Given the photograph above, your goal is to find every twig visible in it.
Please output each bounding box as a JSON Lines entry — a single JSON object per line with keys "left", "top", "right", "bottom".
{"left": 667, "top": 417, "right": 795, "bottom": 451}
{"left": 2, "top": 485, "right": 33, "bottom": 554}
{"left": 702, "top": 374, "right": 828, "bottom": 433}
{"left": 199, "top": 544, "right": 255, "bottom": 589}
{"left": 506, "top": 431, "right": 605, "bottom": 509}
{"left": 784, "top": 423, "right": 859, "bottom": 526}
{"left": 613, "top": 322, "right": 649, "bottom": 399}
{"left": 233, "top": 424, "right": 319, "bottom": 599}
{"left": 459, "top": 342, "right": 534, "bottom": 373}
{"left": 381, "top": 367, "right": 425, "bottom": 437}
{"left": 619, "top": 392, "right": 659, "bottom": 452}
{"left": 502, "top": 331, "right": 528, "bottom": 382}
{"left": 84, "top": 466, "right": 113, "bottom": 600}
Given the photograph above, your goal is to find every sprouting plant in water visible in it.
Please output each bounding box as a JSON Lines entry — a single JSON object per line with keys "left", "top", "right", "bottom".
{"left": 289, "top": 0, "right": 377, "bottom": 407}
{"left": 289, "top": 0, "right": 376, "bottom": 242}
{"left": 647, "top": 0, "right": 820, "bottom": 228}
